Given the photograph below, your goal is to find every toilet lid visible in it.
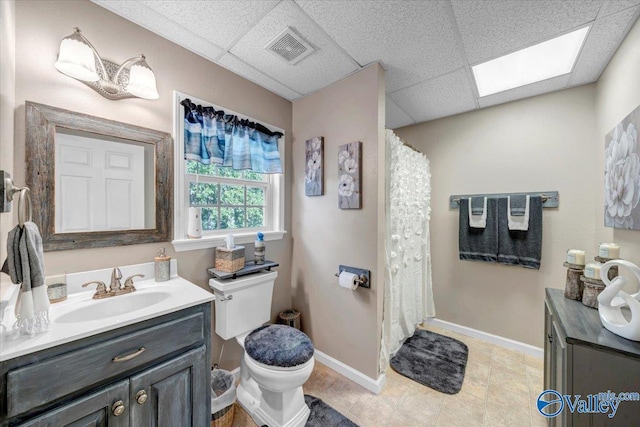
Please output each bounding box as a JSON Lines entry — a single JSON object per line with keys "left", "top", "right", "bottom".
{"left": 245, "top": 324, "right": 314, "bottom": 368}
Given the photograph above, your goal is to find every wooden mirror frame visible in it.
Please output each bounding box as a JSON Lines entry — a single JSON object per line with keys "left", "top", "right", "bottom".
{"left": 25, "top": 101, "right": 173, "bottom": 251}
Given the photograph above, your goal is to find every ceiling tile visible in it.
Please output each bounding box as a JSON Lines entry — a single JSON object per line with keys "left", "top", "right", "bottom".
{"left": 478, "top": 74, "right": 571, "bottom": 108}
{"left": 389, "top": 69, "right": 477, "bottom": 123}
{"left": 229, "top": 0, "right": 358, "bottom": 94}
{"left": 570, "top": 6, "right": 639, "bottom": 86}
{"left": 386, "top": 97, "right": 415, "bottom": 129}
{"left": 138, "top": 0, "right": 279, "bottom": 50}
{"left": 297, "top": 0, "right": 464, "bottom": 93}
{"left": 217, "top": 53, "right": 302, "bottom": 100}
{"left": 93, "top": 0, "right": 224, "bottom": 60}
{"left": 600, "top": 0, "right": 640, "bottom": 16}
{"left": 452, "top": 0, "right": 603, "bottom": 64}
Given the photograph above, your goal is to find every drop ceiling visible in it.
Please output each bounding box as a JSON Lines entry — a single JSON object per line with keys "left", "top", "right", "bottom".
{"left": 93, "top": 0, "right": 640, "bottom": 128}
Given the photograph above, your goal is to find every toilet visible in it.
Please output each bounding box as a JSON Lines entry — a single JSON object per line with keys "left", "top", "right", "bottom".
{"left": 209, "top": 271, "right": 315, "bottom": 427}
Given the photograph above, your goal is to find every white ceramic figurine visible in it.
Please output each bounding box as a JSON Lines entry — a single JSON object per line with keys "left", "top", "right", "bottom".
{"left": 598, "top": 260, "right": 640, "bottom": 342}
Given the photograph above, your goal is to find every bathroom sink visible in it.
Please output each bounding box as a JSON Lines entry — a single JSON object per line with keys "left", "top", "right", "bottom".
{"left": 55, "top": 291, "right": 171, "bottom": 324}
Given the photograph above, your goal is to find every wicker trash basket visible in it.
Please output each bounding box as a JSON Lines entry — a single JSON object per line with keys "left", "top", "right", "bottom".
{"left": 211, "top": 369, "right": 236, "bottom": 427}
{"left": 278, "top": 309, "right": 301, "bottom": 330}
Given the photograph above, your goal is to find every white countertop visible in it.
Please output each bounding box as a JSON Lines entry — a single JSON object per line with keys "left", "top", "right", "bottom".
{"left": 0, "top": 276, "right": 214, "bottom": 362}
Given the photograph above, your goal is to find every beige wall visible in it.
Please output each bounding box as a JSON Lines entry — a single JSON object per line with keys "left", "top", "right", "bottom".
{"left": 0, "top": 0, "right": 15, "bottom": 277}
{"left": 396, "top": 85, "right": 598, "bottom": 348}
{"left": 291, "top": 64, "right": 385, "bottom": 379}
{"left": 10, "top": 0, "right": 293, "bottom": 370}
{"left": 595, "top": 19, "right": 640, "bottom": 272}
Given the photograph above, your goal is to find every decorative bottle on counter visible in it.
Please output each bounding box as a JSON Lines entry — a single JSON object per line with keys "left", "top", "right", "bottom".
{"left": 254, "top": 232, "right": 265, "bottom": 265}
{"left": 155, "top": 248, "right": 171, "bottom": 282}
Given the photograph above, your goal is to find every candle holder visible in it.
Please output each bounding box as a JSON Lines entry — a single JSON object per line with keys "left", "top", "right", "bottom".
{"left": 594, "top": 256, "right": 619, "bottom": 281}
{"left": 580, "top": 275, "right": 605, "bottom": 309}
{"left": 563, "top": 262, "right": 585, "bottom": 301}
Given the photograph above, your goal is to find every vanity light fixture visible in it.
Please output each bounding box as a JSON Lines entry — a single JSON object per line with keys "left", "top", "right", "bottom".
{"left": 54, "top": 27, "right": 159, "bottom": 100}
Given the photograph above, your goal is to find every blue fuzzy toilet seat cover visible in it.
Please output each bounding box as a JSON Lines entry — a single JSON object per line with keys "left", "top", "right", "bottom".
{"left": 245, "top": 324, "right": 314, "bottom": 368}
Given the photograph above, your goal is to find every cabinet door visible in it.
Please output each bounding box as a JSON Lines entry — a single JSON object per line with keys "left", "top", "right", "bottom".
{"left": 129, "top": 346, "right": 209, "bottom": 427}
{"left": 544, "top": 303, "right": 554, "bottom": 392}
{"left": 19, "top": 381, "right": 129, "bottom": 427}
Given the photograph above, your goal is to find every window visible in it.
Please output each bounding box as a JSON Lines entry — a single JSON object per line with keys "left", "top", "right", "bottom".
{"left": 187, "top": 163, "right": 269, "bottom": 231}
{"left": 172, "top": 91, "right": 285, "bottom": 252}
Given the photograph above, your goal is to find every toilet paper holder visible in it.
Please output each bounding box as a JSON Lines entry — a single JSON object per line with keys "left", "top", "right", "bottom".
{"left": 334, "top": 265, "right": 370, "bottom": 289}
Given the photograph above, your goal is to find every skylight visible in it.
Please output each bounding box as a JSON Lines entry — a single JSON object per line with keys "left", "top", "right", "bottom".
{"left": 472, "top": 27, "right": 590, "bottom": 97}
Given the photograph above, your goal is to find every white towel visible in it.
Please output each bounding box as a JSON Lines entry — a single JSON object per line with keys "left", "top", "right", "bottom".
{"left": 468, "top": 197, "right": 487, "bottom": 229}
{"left": 508, "top": 196, "right": 530, "bottom": 231}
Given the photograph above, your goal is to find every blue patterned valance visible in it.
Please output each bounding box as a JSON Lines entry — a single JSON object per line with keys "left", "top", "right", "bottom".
{"left": 181, "top": 99, "right": 283, "bottom": 174}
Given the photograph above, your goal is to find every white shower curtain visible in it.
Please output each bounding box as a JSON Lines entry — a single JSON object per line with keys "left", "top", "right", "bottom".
{"left": 380, "top": 129, "right": 435, "bottom": 372}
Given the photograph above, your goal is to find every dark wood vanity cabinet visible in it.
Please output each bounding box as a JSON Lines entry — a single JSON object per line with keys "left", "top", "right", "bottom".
{"left": 544, "top": 289, "right": 640, "bottom": 427}
{"left": 0, "top": 304, "right": 211, "bottom": 427}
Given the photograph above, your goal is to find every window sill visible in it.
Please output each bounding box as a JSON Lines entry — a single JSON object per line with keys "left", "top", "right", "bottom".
{"left": 172, "top": 230, "right": 287, "bottom": 252}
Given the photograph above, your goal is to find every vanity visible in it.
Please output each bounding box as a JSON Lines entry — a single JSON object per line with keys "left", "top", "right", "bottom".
{"left": 0, "top": 264, "right": 214, "bottom": 427}
{"left": 544, "top": 288, "right": 640, "bottom": 427}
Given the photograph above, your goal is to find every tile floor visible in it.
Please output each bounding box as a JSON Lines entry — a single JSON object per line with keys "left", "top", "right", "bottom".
{"left": 231, "top": 324, "right": 546, "bottom": 427}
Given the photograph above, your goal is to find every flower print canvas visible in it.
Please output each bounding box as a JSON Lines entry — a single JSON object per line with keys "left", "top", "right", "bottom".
{"left": 305, "top": 136, "right": 323, "bottom": 196}
{"left": 338, "top": 141, "right": 362, "bottom": 209}
{"left": 605, "top": 104, "right": 640, "bottom": 229}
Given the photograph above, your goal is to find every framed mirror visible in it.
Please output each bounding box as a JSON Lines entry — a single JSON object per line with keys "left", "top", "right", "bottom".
{"left": 25, "top": 101, "right": 173, "bottom": 251}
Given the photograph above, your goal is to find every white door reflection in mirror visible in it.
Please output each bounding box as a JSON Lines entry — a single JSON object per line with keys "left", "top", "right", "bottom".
{"left": 55, "top": 129, "right": 148, "bottom": 232}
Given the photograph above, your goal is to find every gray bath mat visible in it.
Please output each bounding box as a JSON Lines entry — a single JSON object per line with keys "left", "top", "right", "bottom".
{"left": 304, "top": 395, "right": 358, "bottom": 427}
{"left": 390, "top": 329, "right": 468, "bottom": 394}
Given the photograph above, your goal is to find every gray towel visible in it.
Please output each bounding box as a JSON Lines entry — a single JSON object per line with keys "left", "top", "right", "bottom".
{"left": 459, "top": 198, "right": 498, "bottom": 263}
{"left": 470, "top": 197, "right": 485, "bottom": 215}
{"left": 497, "top": 196, "right": 543, "bottom": 269}
{"left": 509, "top": 195, "right": 527, "bottom": 216}
{"left": 4, "top": 222, "right": 49, "bottom": 335}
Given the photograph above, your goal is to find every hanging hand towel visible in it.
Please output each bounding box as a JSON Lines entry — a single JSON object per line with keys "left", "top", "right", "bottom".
{"left": 508, "top": 195, "right": 530, "bottom": 231}
{"left": 5, "top": 222, "right": 49, "bottom": 336}
{"left": 497, "top": 196, "right": 543, "bottom": 269}
{"left": 459, "top": 198, "right": 498, "bottom": 263}
{"left": 468, "top": 197, "right": 487, "bottom": 229}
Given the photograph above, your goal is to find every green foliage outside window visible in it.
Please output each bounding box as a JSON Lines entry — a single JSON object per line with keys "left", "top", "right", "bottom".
{"left": 187, "top": 161, "right": 266, "bottom": 231}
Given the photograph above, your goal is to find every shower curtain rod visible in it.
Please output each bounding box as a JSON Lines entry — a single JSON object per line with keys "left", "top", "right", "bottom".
{"left": 387, "top": 128, "right": 420, "bottom": 153}
{"left": 397, "top": 134, "right": 420, "bottom": 152}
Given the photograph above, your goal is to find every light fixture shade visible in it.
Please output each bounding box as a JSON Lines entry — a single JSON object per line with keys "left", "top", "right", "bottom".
{"left": 126, "top": 57, "right": 159, "bottom": 100}
{"left": 54, "top": 31, "right": 99, "bottom": 82}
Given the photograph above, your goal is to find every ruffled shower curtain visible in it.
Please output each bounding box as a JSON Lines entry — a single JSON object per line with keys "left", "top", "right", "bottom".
{"left": 380, "top": 129, "right": 435, "bottom": 372}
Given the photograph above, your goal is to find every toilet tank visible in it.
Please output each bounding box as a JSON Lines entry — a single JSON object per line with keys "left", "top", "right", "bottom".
{"left": 209, "top": 271, "right": 277, "bottom": 340}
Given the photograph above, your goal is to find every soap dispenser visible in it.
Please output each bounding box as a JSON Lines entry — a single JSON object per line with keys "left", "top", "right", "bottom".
{"left": 155, "top": 248, "right": 170, "bottom": 282}
{"left": 254, "top": 232, "right": 265, "bottom": 265}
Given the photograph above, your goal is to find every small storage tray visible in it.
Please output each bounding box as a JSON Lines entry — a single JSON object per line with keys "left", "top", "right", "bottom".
{"left": 7, "top": 313, "right": 204, "bottom": 418}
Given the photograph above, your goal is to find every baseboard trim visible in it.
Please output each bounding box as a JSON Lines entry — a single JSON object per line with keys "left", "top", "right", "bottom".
{"left": 424, "top": 318, "right": 544, "bottom": 359}
{"left": 313, "top": 349, "right": 386, "bottom": 394}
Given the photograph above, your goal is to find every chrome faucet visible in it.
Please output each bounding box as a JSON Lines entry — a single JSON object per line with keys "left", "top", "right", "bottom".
{"left": 110, "top": 267, "right": 123, "bottom": 293}
{"left": 81, "top": 268, "right": 145, "bottom": 299}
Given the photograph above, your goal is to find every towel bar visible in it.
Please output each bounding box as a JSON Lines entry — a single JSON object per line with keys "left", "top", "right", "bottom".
{"left": 449, "top": 191, "right": 559, "bottom": 209}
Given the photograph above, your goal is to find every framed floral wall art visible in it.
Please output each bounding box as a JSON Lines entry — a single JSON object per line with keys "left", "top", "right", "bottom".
{"left": 338, "top": 141, "right": 362, "bottom": 209}
{"left": 605, "top": 104, "right": 640, "bottom": 229}
{"left": 305, "top": 136, "right": 323, "bottom": 196}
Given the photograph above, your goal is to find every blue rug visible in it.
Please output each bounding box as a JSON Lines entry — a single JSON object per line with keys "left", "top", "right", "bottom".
{"left": 390, "top": 329, "right": 468, "bottom": 394}
{"left": 304, "top": 395, "right": 358, "bottom": 426}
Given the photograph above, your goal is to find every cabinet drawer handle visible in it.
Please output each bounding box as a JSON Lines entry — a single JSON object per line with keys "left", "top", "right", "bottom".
{"left": 113, "top": 347, "right": 146, "bottom": 362}
{"left": 136, "top": 390, "right": 148, "bottom": 405}
{"left": 547, "top": 333, "right": 553, "bottom": 343}
{"left": 112, "top": 400, "right": 126, "bottom": 416}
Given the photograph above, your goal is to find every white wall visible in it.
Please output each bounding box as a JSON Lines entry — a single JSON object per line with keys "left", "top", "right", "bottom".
{"left": 396, "top": 85, "right": 598, "bottom": 347}
{"left": 0, "top": 0, "right": 15, "bottom": 280}
{"left": 595, "top": 18, "right": 640, "bottom": 271}
{"left": 291, "top": 64, "right": 385, "bottom": 379}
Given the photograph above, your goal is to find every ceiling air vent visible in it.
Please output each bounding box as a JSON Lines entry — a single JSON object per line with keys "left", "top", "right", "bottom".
{"left": 265, "top": 27, "right": 315, "bottom": 65}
